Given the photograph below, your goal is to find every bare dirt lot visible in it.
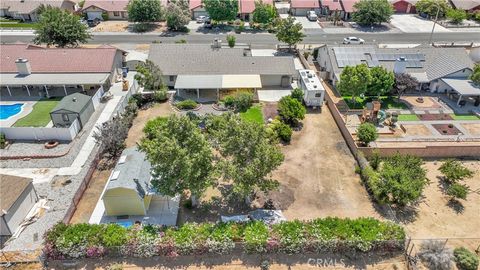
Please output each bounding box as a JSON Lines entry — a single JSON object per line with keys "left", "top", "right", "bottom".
{"left": 405, "top": 160, "right": 480, "bottom": 243}
{"left": 92, "top": 21, "right": 167, "bottom": 32}
{"left": 260, "top": 108, "right": 380, "bottom": 220}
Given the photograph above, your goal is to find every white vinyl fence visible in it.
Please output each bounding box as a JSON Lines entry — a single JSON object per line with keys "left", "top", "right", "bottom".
{"left": 91, "top": 87, "right": 104, "bottom": 110}
{"left": 0, "top": 119, "right": 81, "bottom": 141}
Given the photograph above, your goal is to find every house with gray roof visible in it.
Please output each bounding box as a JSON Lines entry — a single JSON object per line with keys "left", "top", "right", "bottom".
{"left": 91, "top": 147, "right": 179, "bottom": 226}
{"left": 50, "top": 93, "right": 95, "bottom": 129}
{"left": 0, "top": 0, "right": 78, "bottom": 21}
{"left": 147, "top": 42, "right": 296, "bottom": 101}
{"left": 316, "top": 45, "right": 474, "bottom": 90}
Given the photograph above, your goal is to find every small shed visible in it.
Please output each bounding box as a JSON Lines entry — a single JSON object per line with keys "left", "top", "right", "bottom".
{"left": 50, "top": 93, "right": 94, "bottom": 129}
{"left": 0, "top": 175, "right": 38, "bottom": 247}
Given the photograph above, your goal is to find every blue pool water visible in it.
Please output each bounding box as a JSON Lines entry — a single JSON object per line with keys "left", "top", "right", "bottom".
{"left": 116, "top": 220, "right": 133, "bottom": 228}
{"left": 0, "top": 103, "right": 24, "bottom": 120}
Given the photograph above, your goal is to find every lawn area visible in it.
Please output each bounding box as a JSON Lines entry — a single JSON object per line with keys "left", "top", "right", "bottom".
{"left": 240, "top": 105, "right": 264, "bottom": 125}
{"left": 450, "top": 114, "right": 480, "bottom": 120}
{"left": 13, "top": 98, "right": 61, "bottom": 127}
{"left": 0, "top": 18, "right": 37, "bottom": 29}
{"left": 398, "top": 114, "right": 420, "bottom": 121}
{"left": 343, "top": 96, "right": 409, "bottom": 110}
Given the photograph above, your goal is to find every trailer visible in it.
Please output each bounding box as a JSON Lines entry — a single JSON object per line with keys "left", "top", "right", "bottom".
{"left": 298, "top": 69, "right": 325, "bottom": 108}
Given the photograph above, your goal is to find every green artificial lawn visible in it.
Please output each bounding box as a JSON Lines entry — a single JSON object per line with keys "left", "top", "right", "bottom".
{"left": 13, "top": 98, "right": 61, "bottom": 127}
{"left": 397, "top": 114, "right": 420, "bottom": 121}
{"left": 342, "top": 96, "right": 409, "bottom": 110}
{"left": 449, "top": 114, "right": 480, "bottom": 120}
{"left": 240, "top": 105, "right": 264, "bottom": 125}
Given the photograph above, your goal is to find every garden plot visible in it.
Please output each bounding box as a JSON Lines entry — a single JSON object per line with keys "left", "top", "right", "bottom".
{"left": 402, "top": 124, "right": 432, "bottom": 137}
{"left": 461, "top": 123, "right": 480, "bottom": 136}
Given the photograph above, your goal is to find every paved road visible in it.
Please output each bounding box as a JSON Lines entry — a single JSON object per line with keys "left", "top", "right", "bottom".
{"left": 1, "top": 31, "right": 479, "bottom": 47}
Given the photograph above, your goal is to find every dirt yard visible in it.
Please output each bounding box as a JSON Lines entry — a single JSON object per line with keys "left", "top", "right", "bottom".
{"left": 461, "top": 123, "right": 480, "bottom": 136}
{"left": 91, "top": 21, "right": 167, "bottom": 32}
{"left": 403, "top": 124, "right": 432, "bottom": 136}
{"left": 405, "top": 160, "right": 480, "bottom": 243}
{"left": 259, "top": 108, "right": 380, "bottom": 220}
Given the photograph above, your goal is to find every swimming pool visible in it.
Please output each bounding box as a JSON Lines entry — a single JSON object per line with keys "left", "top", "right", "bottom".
{"left": 0, "top": 103, "right": 24, "bottom": 120}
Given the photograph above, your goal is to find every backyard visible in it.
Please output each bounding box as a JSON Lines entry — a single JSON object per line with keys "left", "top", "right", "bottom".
{"left": 13, "top": 98, "right": 60, "bottom": 127}
{"left": 239, "top": 104, "right": 263, "bottom": 125}
{"left": 343, "top": 96, "right": 409, "bottom": 110}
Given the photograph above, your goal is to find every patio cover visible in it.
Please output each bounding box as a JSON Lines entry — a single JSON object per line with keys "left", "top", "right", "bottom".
{"left": 441, "top": 78, "right": 480, "bottom": 96}
{"left": 0, "top": 73, "right": 110, "bottom": 86}
{"left": 174, "top": 74, "right": 262, "bottom": 89}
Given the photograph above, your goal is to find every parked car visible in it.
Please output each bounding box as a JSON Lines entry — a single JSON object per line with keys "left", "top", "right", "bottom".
{"left": 307, "top": 11, "right": 318, "bottom": 21}
{"left": 196, "top": 16, "right": 209, "bottom": 23}
{"left": 87, "top": 18, "right": 100, "bottom": 27}
{"left": 343, "top": 36, "right": 365, "bottom": 44}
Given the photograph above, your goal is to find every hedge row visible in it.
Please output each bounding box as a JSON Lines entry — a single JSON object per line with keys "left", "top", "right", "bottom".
{"left": 44, "top": 217, "right": 405, "bottom": 259}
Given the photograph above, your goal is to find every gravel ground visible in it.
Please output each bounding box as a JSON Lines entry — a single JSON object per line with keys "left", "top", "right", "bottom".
{"left": 0, "top": 102, "right": 106, "bottom": 168}
{"left": 2, "top": 145, "right": 100, "bottom": 251}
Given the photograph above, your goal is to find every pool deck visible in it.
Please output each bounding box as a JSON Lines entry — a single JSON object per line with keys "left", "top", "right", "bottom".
{"left": 0, "top": 101, "right": 36, "bottom": 127}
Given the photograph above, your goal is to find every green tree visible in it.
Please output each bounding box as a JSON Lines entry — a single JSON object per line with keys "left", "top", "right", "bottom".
{"left": 278, "top": 96, "right": 306, "bottom": 126}
{"left": 275, "top": 16, "right": 306, "bottom": 50}
{"left": 227, "top": 34, "right": 236, "bottom": 48}
{"left": 415, "top": 0, "right": 450, "bottom": 18}
{"left": 33, "top": 6, "right": 90, "bottom": 47}
{"left": 205, "top": 113, "right": 284, "bottom": 199}
{"left": 337, "top": 64, "right": 372, "bottom": 106}
{"left": 377, "top": 154, "right": 428, "bottom": 206}
{"left": 134, "top": 60, "right": 167, "bottom": 99}
{"left": 394, "top": 73, "right": 418, "bottom": 101}
{"left": 352, "top": 0, "right": 394, "bottom": 26}
{"left": 252, "top": 0, "right": 277, "bottom": 24}
{"left": 446, "top": 8, "right": 467, "bottom": 24}
{"left": 356, "top": 122, "right": 378, "bottom": 146}
{"left": 166, "top": 0, "right": 190, "bottom": 31}
{"left": 439, "top": 159, "right": 474, "bottom": 183}
{"left": 470, "top": 64, "right": 480, "bottom": 85}
{"left": 203, "top": 0, "right": 238, "bottom": 22}
{"left": 454, "top": 247, "right": 479, "bottom": 270}
{"left": 128, "top": 0, "right": 163, "bottom": 24}
{"left": 367, "top": 66, "right": 395, "bottom": 96}
{"left": 290, "top": 88, "right": 304, "bottom": 103}
{"left": 139, "top": 115, "right": 216, "bottom": 205}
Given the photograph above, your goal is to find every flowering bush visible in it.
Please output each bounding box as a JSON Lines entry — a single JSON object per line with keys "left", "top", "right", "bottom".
{"left": 43, "top": 218, "right": 405, "bottom": 260}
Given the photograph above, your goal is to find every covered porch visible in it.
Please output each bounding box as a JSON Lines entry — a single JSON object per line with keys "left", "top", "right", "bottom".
{"left": 173, "top": 74, "right": 262, "bottom": 102}
{"left": 441, "top": 78, "right": 480, "bottom": 107}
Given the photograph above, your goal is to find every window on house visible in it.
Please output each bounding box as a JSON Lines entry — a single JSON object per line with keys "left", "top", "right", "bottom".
{"left": 315, "top": 93, "right": 322, "bottom": 97}
{"left": 62, "top": 114, "right": 69, "bottom": 122}
{"left": 169, "top": 76, "right": 175, "bottom": 82}
{"left": 113, "top": 11, "right": 119, "bottom": 16}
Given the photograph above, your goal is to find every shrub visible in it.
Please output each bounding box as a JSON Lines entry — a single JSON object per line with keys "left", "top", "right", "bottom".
{"left": 0, "top": 133, "right": 6, "bottom": 149}
{"left": 153, "top": 89, "right": 168, "bottom": 102}
{"left": 418, "top": 240, "right": 453, "bottom": 270}
{"left": 278, "top": 96, "right": 306, "bottom": 126}
{"left": 271, "top": 120, "right": 293, "bottom": 143}
{"left": 454, "top": 247, "right": 479, "bottom": 270}
{"left": 176, "top": 99, "right": 198, "bottom": 110}
{"left": 368, "top": 150, "right": 381, "bottom": 171}
{"left": 446, "top": 183, "right": 468, "bottom": 200}
{"left": 227, "top": 34, "right": 236, "bottom": 48}
{"left": 356, "top": 123, "right": 378, "bottom": 146}
{"left": 223, "top": 95, "right": 236, "bottom": 108}
{"left": 143, "top": 117, "right": 167, "bottom": 139}
{"left": 102, "top": 12, "right": 109, "bottom": 21}
{"left": 290, "top": 88, "right": 304, "bottom": 103}
{"left": 234, "top": 92, "right": 254, "bottom": 112}
{"left": 272, "top": 220, "right": 306, "bottom": 253}
{"left": 446, "top": 8, "right": 467, "bottom": 24}
{"left": 439, "top": 159, "right": 474, "bottom": 183}
{"left": 244, "top": 221, "right": 269, "bottom": 253}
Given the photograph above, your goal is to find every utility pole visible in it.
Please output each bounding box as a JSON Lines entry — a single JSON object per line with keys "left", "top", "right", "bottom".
{"left": 428, "top": 4, "right": 441, "bottom": 46}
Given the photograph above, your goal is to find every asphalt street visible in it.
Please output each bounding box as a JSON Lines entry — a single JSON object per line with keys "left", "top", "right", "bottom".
{"left": 1, "top": 30, "right": 478, "bottom": 47}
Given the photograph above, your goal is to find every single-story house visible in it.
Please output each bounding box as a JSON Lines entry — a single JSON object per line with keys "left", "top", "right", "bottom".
{"left": 389, "top": 0, "right": 417, "bottom": 13}
{"left": 339, "top": 0, "right": 359, "bottom": 20}
{"left": 0, "top": 0, "right": 78, "bottom": 21}
{"left": 0, "top": 175, "right": 38, "bottom": 248}
{"left": 50, "top": 93, "right": 95, "bottom": 129}
{"left": 147, "top": 43, "right": 296, "bottom": 101}
{"left": 189, "top": 0, "right": 207, "bottom": 19}
{"left": 449, "top": 0, "right": 480, "bottom": 13}
{"left": 82, "top": 0, "right": 129, "bottom": 20}
{"left": 100, "top": 147, "right": 179, "bottom": 226}
{"left": 239, "top": 0, "right": 273, "bottom": 21}
{"left": 0, "top": 44, "right": 126, "bottom": 98}
{"left": 290, "top": 0, "right": 321, "bottom": 16}
{"left": 320, "top": 0, "right": 343, "bottom": 15}
{"left": 316, "top": 45, "right": 474, "bottom": 91}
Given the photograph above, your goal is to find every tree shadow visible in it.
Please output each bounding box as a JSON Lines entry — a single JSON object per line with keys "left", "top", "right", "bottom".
{"left": 446, "top": 199, "right": 465, "bottom": 214}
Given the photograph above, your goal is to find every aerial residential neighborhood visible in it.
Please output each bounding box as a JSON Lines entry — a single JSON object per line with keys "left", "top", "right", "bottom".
{"left": 0, "top": 0, "right": 479, "bottom": 269}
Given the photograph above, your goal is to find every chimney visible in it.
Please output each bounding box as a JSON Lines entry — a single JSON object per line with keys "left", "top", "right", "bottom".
{"left": 15, "top": 58, "right": 32, "bottom": 75}
{"left": 73, "top": 97, "right": 77, "bottom": 102}
{"left": 393, "top": 56, "right": 407, "bottom": 74}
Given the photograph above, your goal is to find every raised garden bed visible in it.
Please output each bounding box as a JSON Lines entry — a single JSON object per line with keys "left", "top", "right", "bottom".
{"left": 417, "top": 113, "right": 453, "bottom": 121}
{"left": 432, "top": 124, "right": 463, "bottom": 135}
